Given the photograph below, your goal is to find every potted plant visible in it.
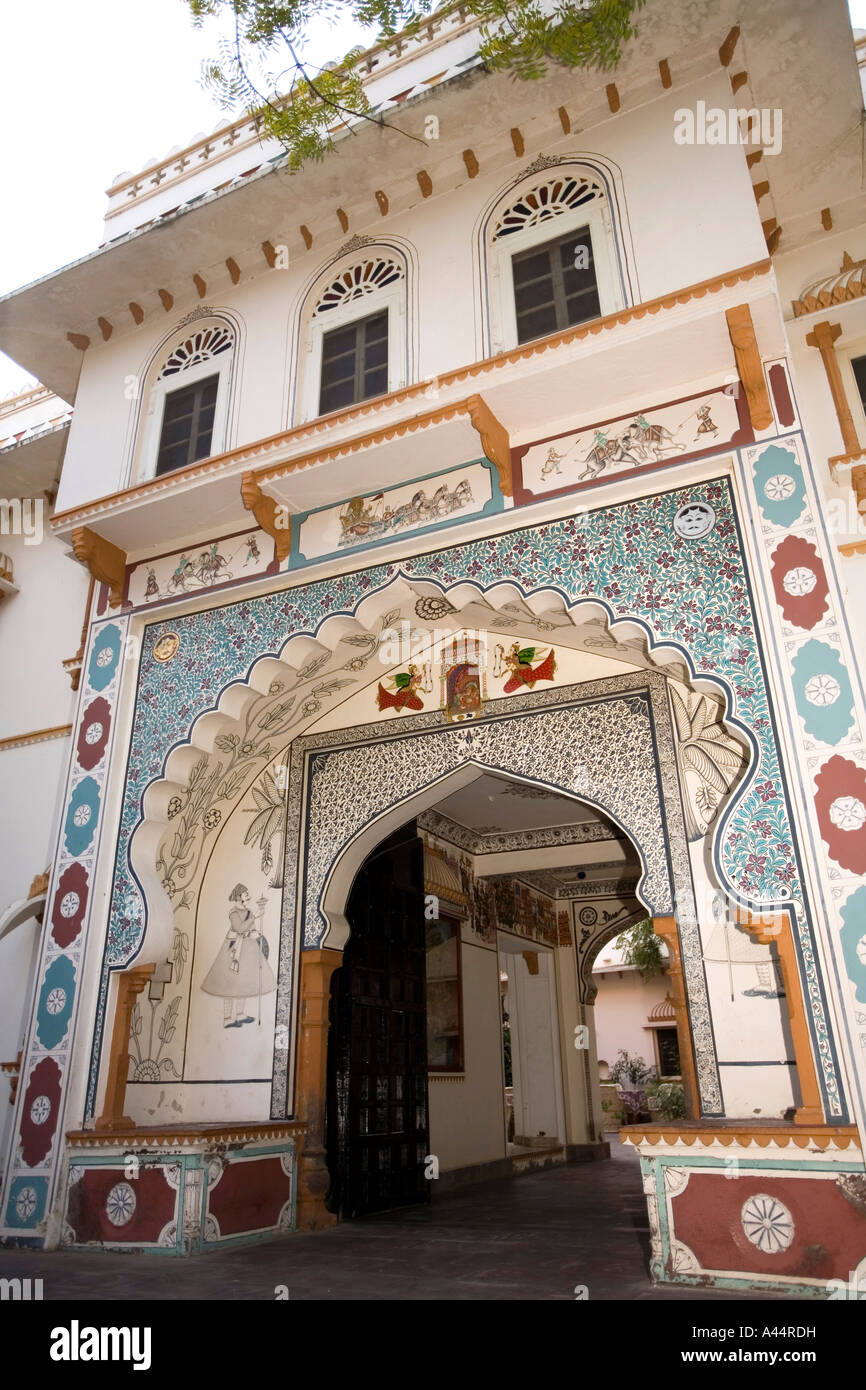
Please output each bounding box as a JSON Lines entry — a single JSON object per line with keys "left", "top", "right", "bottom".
{"left": 609, "top": 1049, "right": 656, "bottom": 1123}
{"left": 647, "top": 1080, "right": 686, "bottom": 1122}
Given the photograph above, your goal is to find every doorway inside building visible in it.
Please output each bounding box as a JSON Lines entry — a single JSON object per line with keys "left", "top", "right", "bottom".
{"left": 325, "top": 822, "right": 430, "bottom": 1219}
{"left": 498, "top": 934, "right": 566, "bottom": 1155}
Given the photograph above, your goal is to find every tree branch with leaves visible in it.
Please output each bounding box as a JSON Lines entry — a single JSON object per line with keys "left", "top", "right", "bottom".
{"left": 186, "top": 0, "right": 645, "bottom": 169}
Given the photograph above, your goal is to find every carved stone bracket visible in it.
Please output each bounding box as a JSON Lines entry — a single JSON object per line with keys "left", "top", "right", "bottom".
{"left": 736, "top": 910, "right": 824, "bottom": 1125}
{"left": 95, "top": 963, "right": 156, "bottom": 1131}
{"left": 725, "top": 303, "right": 773, "bottom": 431}
{"left": 70, "top": 527, "right": 127, "bottom": 608}
{"left": 652, "top": 916, "right": 700, "bottom": 1119}
{"left": 467, "top": 394, "right": 513, "bottom": 497}
{"left": 241, "top": 473, "right": 292, "bottom": 562}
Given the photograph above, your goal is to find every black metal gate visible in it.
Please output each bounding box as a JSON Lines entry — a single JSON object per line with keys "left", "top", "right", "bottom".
{"left": 326, "top": 822, "right": 430, "bottom": 1218}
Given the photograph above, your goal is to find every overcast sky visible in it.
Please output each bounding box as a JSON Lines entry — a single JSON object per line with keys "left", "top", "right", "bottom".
{"left": 1, "top": 0, "right": 864, "bottom": 399}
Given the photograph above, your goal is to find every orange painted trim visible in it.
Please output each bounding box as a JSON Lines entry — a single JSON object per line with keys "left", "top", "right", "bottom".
{"left": 839, "top": 539, "right": 866, "bottom": 556}
{"left": 0, "top": 724, "right": 72, "bottom": 752}
{"left": 736, "top": 910, "right": 824, "bottom": 1125}
{"left": 652, "top": 917, "right": 700, "bottom": 1119}
{"left": 620, "top": 1122, "right": 859, "bottom": 1150}
{"left": 50, "top": 258, "right": 772, "bottom": 531}
{"left": 67, "top": 1120, "right": 306, "bottom": 1147}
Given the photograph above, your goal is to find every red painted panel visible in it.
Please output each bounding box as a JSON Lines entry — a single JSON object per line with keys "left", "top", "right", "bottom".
{"left": 769, "top": 364, "right": 795, "bottom": 428}
{"left": 207, "top": 1155, "right": 293, "bottom": 1238}
{"left": 66, "top": 1166, "right": 177, "bottom": 1244}
{"left": 769, "top": 536, "right": 829, "bottom": 628}
{"left": 672, "top": 1171, "right": 866, "bottom": 1281}
{"left": 814, "top": 756, "right": 866, "bottom": 873}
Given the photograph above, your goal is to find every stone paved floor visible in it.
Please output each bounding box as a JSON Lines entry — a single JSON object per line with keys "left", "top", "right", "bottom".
{"left": 1, "top": 1141, "right": 775, "bottom": 1301}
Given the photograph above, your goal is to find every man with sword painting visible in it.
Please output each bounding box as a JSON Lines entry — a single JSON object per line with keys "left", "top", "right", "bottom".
{"left": 201, "top": 883, "right": 276, "bottom": 1028}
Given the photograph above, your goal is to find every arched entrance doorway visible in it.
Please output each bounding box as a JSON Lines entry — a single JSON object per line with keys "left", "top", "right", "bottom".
{"left": 318, "top": 757, "right": 650, "bottom": 1222}
{"left": 326, "top": 822, "right": 429, "bottom": 1219}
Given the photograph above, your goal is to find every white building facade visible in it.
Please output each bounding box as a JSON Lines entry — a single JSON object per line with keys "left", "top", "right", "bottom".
{"left": 0, "top": 0, "right": 865, "bottom": 1293}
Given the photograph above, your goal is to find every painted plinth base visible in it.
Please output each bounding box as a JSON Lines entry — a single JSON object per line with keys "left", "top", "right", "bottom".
{"left": 62, "top": 1121, "right": 304, "bottom": 1255}
{"left": 622, "top": 1123, "right": 866, "bottom": 1297}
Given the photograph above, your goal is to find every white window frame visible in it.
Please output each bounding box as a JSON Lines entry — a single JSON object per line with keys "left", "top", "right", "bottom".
{"left": 135, "top": 328, "right": 234, "bottom": 485}
{"left": 299, "top": 268, "right": 407, "bottom": 424}
{"left": 488, "top": 195, "right": 622, "bottom": 355}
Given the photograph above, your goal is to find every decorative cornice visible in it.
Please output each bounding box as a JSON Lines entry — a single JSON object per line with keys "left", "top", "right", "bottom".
{"left": 50, "top": 258, "right": 772, "bottom": 533}
{"left": 66, "top": 1119, "right": 307, "bottom": 1149}
{"left": 0, "top": 723, "right": 72, "bottom": 753}
{"left": 417, "top": 807, "right": 624, "bottom": 855}
{"left": 793, "top": 250, "right": 866, "bottom": 317}
{"left": 511, "top": 868, "right": 641, "bottom": 900}
{"left": 621, "top": 1122, "right": 860, "bottom": 1151}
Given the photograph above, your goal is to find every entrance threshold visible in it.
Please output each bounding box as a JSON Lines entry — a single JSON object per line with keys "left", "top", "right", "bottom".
{"left": 436, "top": 1141, "right": 610, "bottom": 1195}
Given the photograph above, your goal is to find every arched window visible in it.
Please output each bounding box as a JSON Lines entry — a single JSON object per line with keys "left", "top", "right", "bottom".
{"left": 136, "top": 318, "right": 235, "bottom": 482}
{"left": 298, "top": 249, "right": 408, "bottom": 422}
{"left": 485, "top": 166, "right": 627, "bottom": 354}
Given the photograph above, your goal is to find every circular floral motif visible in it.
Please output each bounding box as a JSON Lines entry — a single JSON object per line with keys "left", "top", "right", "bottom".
{"left": 105, "top": 1181, "right": 137, "bottom": 1227}
{"left": 29, "top": 1094, "right": 51, "bottom": 1126}
{"left": 15, "top": 1187, "right": 38, "bottom": 1222}
{"left": 45, "top": 987, "right": 67, "bottom": 1015}
{"left": 153, "top": 632, "right": 180, "bottom": 663}
{"left": 804, "top": 674, "right": 840, "bottom": 707}
{"left": 73, "top": 804, "right": 92, "bottom": 828}
{"left": 203, "top": 809, "right": 222, "bottom": 830}
{"left": 51, "top": 863, "right": 88, "bottom": 947}
{"left": 829, "top": 796, "right": 866, "bottom": 832}
{"left": 578, "top": 906, "right": 598, "bottom": 926}
{"left": 167, "top": 796, "right": 182, "bottom": 818}
{"left": 19, "top": 1056, "right": 62, "bottom": 1165}
{"left": 764, "top": 474, "right": 796, "bottom": 501}
{"left": 673, "top": 502, "right": 716, "bottom": 540}
{"left": 268, "top": 680, "right": 285, "bottom": 695}
{"left": 741, "top": 1194, "right": 794, "bottom": 1253}
{"left": 415, "top": 596, "right": 455, "bottom": 621}
{"left": 782, "top": 566, "right": 817, "bottom": 597}
{"left": 77, "top": 696, "right": 112, "bottom": 772}
{"left": 87, "top": 624, "right": 122, "bottom": 692}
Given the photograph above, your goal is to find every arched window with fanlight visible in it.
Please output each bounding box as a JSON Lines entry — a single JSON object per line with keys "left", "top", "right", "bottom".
{"left": 135, "top": 318, "right": 236, "bottom": 483}
{"left": 298, "top": 249, "right": 408, "bottom": 422}
{"left": 485, "top": 166, "right": 628, "bottom": 354}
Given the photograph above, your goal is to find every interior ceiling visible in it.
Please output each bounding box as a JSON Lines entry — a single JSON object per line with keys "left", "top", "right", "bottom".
{"left": 432, "top": 771, "right": 616, "bottom": 837}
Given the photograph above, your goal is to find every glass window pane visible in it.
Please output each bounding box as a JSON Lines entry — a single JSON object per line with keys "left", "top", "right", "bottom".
{"left": 512, "top": 227, "right": 600, "bottom": 343}
{"left": 156, "top": 374, "right": 220, "bottom": 476}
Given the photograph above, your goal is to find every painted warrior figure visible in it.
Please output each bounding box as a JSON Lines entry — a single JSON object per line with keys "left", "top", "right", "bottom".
{"left": 201, "top": 883, "right": 276, "bottom": 1027}
{"left": 377, "top": 663, "right": 432, "bottom": 712}
{"left": 541, "top": 447, "right": 565, "bottom": 479}
{"left": 144, "top": 567, "right": 159, "bottom": 599}
{"left": 244, "top": 534, "right": 261, "bottom": 566}
{"left": 495, "top": 642, "right": 557, "bottom": 693}
{"left": 695, "top": 403, "right": 718, "bottom": 437}
{"left": 169, "top": 553, "right": 193, "bottom": 591}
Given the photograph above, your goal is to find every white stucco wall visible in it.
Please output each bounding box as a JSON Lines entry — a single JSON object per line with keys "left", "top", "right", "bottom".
{"left": 428, "top": 939, "right": 506, "bottom": 1172}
